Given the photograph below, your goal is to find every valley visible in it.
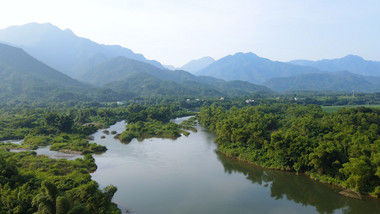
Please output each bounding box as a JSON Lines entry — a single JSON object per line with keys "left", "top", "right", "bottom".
{"left": 1, "top": 20, "right": 380, "bottom": 214}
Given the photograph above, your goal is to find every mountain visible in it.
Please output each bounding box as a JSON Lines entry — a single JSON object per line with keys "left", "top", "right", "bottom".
{"left": 0, "top": 23, "right": 164, "bottom": 78}
{"left": 289, "top": 55, "right": 380, "bottom": 76}
{"left": 164, "top": 65, "right": 176, "bottom": 70}
{"left": 105, "top": 72, "right": 272, "bottom": 97}
{"left": 0, "top": 43, "right": 90, "bottom": 102}
{"left": 82, "top": 56, "right": 272, "bottom": 96}
{"left": 264, "top": 71, "right": 380, "bottom": 93}
{"left": 104, "top": 72, "right": 224, "bottom": 97}
{"left": 180, "top": 56, "right": 215, "bottom": 73}
{"left": 195, "top": 52, "right": 321, "bottom": 84}
{"left": 79, "top": 56, "right": 198, "bottom": 86}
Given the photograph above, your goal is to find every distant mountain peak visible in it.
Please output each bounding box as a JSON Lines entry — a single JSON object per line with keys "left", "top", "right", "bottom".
{"left": 17, "top": 22, "right": 56, "bottom": 28}
{"left": 227, "top": 52, "right": 264, "bottom": 62}
{"left": 290, "top": 54, "right": 380, "bottom": 76}
{"left": 195, "top": 52, "right": 321, "bottom": 83}
{"left": 234, "top": 52, "right": 257, "bottom": 57}
{"left": 341, "top": 54, "right": 364, "bottom": 61}
{"left": 63, "top": 28, "right": 74, "bottom": 34}
{"left": 9, "top": 22, "right": 63, "bottom": 33}
{"left": 0, "top": 22, "right": 164, "bottom": 77}
{"left": 198, "top": 56, "right": 214, "bottom": 60}
{"left": 180, "top": 56, "right": 215, "bottom": 73}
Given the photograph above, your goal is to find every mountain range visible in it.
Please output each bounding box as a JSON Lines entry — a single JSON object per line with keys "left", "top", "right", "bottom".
{"left": 194, "top": 52, "right": 321, "bottom": 84}
{"left": 1, "top": 22, "right": 380, "bottom": 100}
{"left": 0, "top": 41, "right": 272, "bottom": 103}
{"left": 0, "top": 23, "right": 164, "bottom": 78}
{"left": 264, "top": 71, "right": 380, "bottom": 93}
{"left": 78, "top": 55, "right": 272, "bottom": 96}
{"left": 192, "top": 52, "right": 380, "bottom": 92}
{"left": 289, "top": 55, "right": 380, "bottom": 76}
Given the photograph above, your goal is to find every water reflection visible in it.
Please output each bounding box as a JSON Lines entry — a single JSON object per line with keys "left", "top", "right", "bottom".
{"left": 216, "top": 151, "right": 380, "bottom": 214}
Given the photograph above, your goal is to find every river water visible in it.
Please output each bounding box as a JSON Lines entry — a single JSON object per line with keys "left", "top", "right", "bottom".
{"left": 85, "top": 118, "right": 380, "bottom": 214}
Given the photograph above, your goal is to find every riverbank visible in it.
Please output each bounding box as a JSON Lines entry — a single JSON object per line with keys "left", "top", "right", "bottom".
{"left": 216, "top": 148, "right": 377, "bottom": 200}
{"left": 197, "top": 104, "right": 380, "bottom": 198}
{"left": 91, "top": 119, "right": 380, "bottom": 214}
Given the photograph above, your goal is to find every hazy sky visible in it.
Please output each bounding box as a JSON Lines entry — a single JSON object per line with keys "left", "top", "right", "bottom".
{"left": 1, "top": 0, "right": 379, "bottom": 66}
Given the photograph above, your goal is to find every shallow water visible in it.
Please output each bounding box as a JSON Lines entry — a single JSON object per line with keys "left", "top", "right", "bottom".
{"left": 10, "top": 145, "right": 82, "bottom": 160}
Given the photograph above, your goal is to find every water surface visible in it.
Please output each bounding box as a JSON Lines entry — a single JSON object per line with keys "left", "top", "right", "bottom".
{"left": 89, "top": 120, "right": 380, "bottom": 214}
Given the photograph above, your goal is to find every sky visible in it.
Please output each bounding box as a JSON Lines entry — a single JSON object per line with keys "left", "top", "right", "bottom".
{"left": 0, "top": 0, "right": 379, "bottom": 67}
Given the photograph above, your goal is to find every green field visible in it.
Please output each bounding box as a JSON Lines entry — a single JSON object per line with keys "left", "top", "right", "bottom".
{"left": 321, "top": 105, "right": 380, "bottom": 113}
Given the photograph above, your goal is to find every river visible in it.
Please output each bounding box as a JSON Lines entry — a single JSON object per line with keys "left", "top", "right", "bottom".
{"left": 84, "top": 118, "right": 380, "bottom": 214}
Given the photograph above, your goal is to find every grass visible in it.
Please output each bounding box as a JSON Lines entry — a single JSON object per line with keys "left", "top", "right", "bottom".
{"left": 321, "top": 105, "right": 380, "bottom": 113}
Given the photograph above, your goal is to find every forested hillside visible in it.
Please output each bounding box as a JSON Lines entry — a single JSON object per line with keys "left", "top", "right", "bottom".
{"left": 79, "top": 56, "right": 273, "bottom": 97}
{"left": 264, "top": 71, "right": 380, "bottom": 93}
{"left": 0, "top": 43, "right": 136, "bottom": 103}
{"left": 0, "top": 43, "right": 91, "bottom": 103}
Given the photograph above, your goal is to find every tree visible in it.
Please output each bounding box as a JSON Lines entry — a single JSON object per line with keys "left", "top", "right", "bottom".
{"left": 33, "top": 181, "right": 89, "bottom": 214}
{"left": 45, "top": 113, "right": 73, "bottom": 133}
{"left": 33, "top": 181, "right": 58, "bottom": 214}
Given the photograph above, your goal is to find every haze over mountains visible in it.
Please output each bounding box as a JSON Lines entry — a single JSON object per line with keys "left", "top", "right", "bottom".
{"left": 289, "top": 55, "right": 380, "bottom": 76}
{"left": 191, "top": 53, "right": 380, "bottom": 92}
{"left": 180, "top": 56, "right": 215, "bottom": 73}
{"left": 0, "top": 23, "right": 273, "bottom": 102}
{"left": 264, "top": 71, "right": 380, "bottom": 93}
{"left": 0, "top": 22, "right": 164, "bottom": 78}
{"left": 78, "top": 55, "right": 272, "bottom": 96}
{"left": 1, "top": 22, "right": 380, "bottom": 99}
{"left": 0, "top": 43, "right": 89, "bottom": 102}
{"left": 0, "top": 41, "right": 271, "bottom": 102}
{"left": 194, "top": 52, "right": 322, "bottom": 84}
{"left": 163, "top": 57, "right": 215, "bottom": 73}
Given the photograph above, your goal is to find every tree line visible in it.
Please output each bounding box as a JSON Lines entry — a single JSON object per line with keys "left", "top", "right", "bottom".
{"left": 198, "top": 103, "right": 380, "bottom": 197}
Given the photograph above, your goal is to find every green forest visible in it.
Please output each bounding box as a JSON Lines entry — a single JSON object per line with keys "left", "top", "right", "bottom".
{"left": 0, "top": 106, "right": 134, "bottom": 213}
{"left": 117, "top": 104, "right": 195, "bottom": 143}
{"left": 0, "top": 101, "right": 196, "bottom": 213}
{"left": 2, "top": 97, "right": 380, "bottom": 213}
{"left": 197, "top": 104, "right": 380, "bottom": 197}
{"left": 1, "top": 19, "right": 380, "bottom": 213}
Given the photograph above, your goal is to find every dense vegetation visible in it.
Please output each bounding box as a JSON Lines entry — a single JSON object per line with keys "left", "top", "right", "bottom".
{"left": 0, "top": 107, "right": 129, "bottom": 154}
{"left": 0, "top": 150, "right": 120, "bottom": 213}
{"left": 0, "top": 106, "right": 133, "bottom": 213}
{"left": 198, "top": 104, "right": 380, "bottom": 197}
{"left": 1, "top": 95, "right": 380, "bottom": 213}
{"left": 118, "top": 120, "right": 182, "bottom": 143}
{"left": 1, "top": 21, "right": 380, "bottom": 212}
{"left": 117, "top": 104, "right": 194, "bottom": 143}
{"left": 0, "top": 101, "right": 198, "bottom": 213}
